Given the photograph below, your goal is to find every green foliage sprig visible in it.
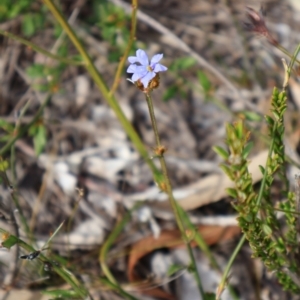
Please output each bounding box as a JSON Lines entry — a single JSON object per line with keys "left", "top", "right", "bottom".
{"left": 215, "top": 86, "right": 300, "bottom": 292}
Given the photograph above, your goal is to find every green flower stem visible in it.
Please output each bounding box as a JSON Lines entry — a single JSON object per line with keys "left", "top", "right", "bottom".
{"left": 10, "top": 134, "right": 18, "bottom": 185}
{"left": 0, "top": 29, "right": 84, "bottom": 66}
{"left": 275, "top": 43, "right": 300, "bottom": 66}
{"left": 144, "top": 92, "right": 206, "bottom": 299}
{"left": 66, "top": 191, "right": 82, "bottom": 257}
{"left": 109, "top": 0, "right": 138, "bottom": 96}
{"left": 99, "top": 204, "right": 141, "bottom": 300}
{"left": 178, "top": 205, "right": 238, "bottom": 298}
{"left": 217, "top": 235, "right": 246, "bottom": 299}
{"left": 256, "top": 128, "right": 277, "bottom": 207}
{"left": 100, "top": 279, "right": 139, "bottom": 300}
{"left": 99, "top": 210, "right": 133, "bottom": 284}
{"left": 286, "top": 43, "right": 300, "bottom": 78}
{"left": 178, "top": 206, "right": 219, "bottom": 269}
{"left": 42, "top": 0, "right": 161, "bottom": 182}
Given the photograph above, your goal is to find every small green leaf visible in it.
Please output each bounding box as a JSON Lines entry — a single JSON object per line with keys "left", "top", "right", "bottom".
{"left": 226, "top": 188, "right": 238, "bottom": 198}
{"left": 280, "top": 107, "right": 287, "bottom": 117}
{"left": 163, "top": 85, "right": 178, "bottom": 102}
{"left": 259, "top": 165, "right": 265, "bottom": 175}
{"left": 212, "top": 146, "right": 229, "bottom": 160}
{"left": 204, "top": 293, "right": 217, "bottom": 300}
{"left": 242, "top": 111, "right": 263, "bottom": 121}
{"left": 43, "top": 221, "right": 65, "bottom": 249}
{"left": 235, "top": 121, "right": 244, "bottom": 139}
{"left": 54, "top": 23, "right": 63, "bottom": 38}
{"left": 262, "top": 224, "right": 272, "bottom": 236}
{"left": 169, "top": 57, "right": 196, "bottom": 71}
{"left": 42, "top": 289, "right": 79, "bottom": 298}
{"left": 242, "top": 141, "right": 253, "bottom": 159}
{"left": 2, "top": 234, "right": 19, "bottom": 249}
{"left": 33, "top": 124, "right": 47, "bottom": 156}
{"left": 272, "top": 110, "right": 280, "bottom": 121}
{"left": 0, "top": 159, "right": 9, "bottom": 171}
{"left": 278, "top": 91, "right": 286, "bottom": 101}
{"left": 0, "top": 118, "right": 14, "bottom": 132}
{"left": 197, "top": 71, "right": 211, "bottom": 94}
{"left": 22, "top": 13, "right": 36, "bottom": 36}
{"left": 272, "top": 86, "right": 279, "bottom": 98}
{"left": 186, "top": 262, "right": 195, "bottom": 273}
{"left": 57, "top": 44, "right": 68, "bottom": 57}
{"left": 167, "top": 264, "right": 185, "bottom": 276}
{"left": 220, "top": 165, "right": 234, "bottom": 180}
{"left": 26, "top": 64, "right": 45, "bottom": 78}
{"left": 0, "top": 135, "right": 11, "bottom": 142}
{"left": 265, "top": 115, "right": 274, "bottom": 126}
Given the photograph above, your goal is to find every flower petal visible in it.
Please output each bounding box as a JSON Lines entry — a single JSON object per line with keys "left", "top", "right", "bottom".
{"left": 136, "top": 49, "right": 149, "bottom": 66}
{"left": 132, "top": 69, "right": 148, "bottom": 82}
{"left": 153, "top": 63, "right": 168, "bottom": 73}
{"left": 128, "top": 65, "right": 146, "bottom": 74}
{"left": 135, "top": 65, "right": 148, "bottom": 75}
{"left": 126, "top": 64, "right": 138, "bottom": 73}
{"left": 128, "top": 56, "right": 139, "bottom": 64}
{"left": 140, "top": 71, "right": 156, "bottom": 88}
{"left": 150, "top": 53, "right": 163, "bottom": 64}
{"left": 131, "top": 73, "right": 141, "bottom": 81}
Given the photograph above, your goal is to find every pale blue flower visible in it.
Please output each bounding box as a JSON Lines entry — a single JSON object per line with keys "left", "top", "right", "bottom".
{"left": 127, "top": 49, "right": 167, "bottom": 88}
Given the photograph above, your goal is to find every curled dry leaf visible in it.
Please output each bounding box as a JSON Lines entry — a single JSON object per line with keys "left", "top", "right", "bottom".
{"left": 127, "top": 224, "right": 240, "bottom": 299}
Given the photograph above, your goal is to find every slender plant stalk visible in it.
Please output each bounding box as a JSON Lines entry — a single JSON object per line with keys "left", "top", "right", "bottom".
{"left": 99, "top": 216, "right": 130, "bottom": 285}
{"left": 276, "top": 44, "right": 300, "bottom": 66}
{"left": 178, "top": 206, "right": 219, "bottom": 269}
{"left": 144, "top": 92, "right": 207, "bottom": 299}
{"left": 66, "top": 190, "right": 82, "bottom": 258}
{"left": 99, "top": 204, "right": 140, "bottom": 299}
{"left": 10, "top": 143, "right": 17, "bottom": 186}
{"left": 100, "top": 279, "right": 139, "bottom": 300}
{"left": 42, "top": 0, "right": 161, "bottom": 182}
{"left": 29, "top": 169, "right": 49, "bottom": 233}
{"left": 0, "top": 29, "right": 84, "bottom": 66}
{"left": 216, "top": 235, "right": 246, "bottom": 299}
{"left": 109, "top": 0, "right": 138, "bottom": 95}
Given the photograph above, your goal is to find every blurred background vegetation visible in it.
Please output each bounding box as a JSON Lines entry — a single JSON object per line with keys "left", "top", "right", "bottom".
{"left": 1, "top": 0, "right": 300, "bottom": 299}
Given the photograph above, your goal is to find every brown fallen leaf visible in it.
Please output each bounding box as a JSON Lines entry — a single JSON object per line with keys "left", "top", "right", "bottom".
{"left": 127, "top": 224, "right": 240, "bottom": 299}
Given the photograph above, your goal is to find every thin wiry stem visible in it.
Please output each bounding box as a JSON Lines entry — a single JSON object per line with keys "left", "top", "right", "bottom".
{"left": 99, "top": 204, "right": 141, "bottom": 300}
{"left": 216, "top": 235, "right": 246, "bottom": 299}
{"left": 109, "top": 0, "right": 138, "bottom": 95}
{"left": 0, "top": 29, "right": 85, "bottom": 66}
{"left": 145, "top": 92, "right": 207, "bottom": 299}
